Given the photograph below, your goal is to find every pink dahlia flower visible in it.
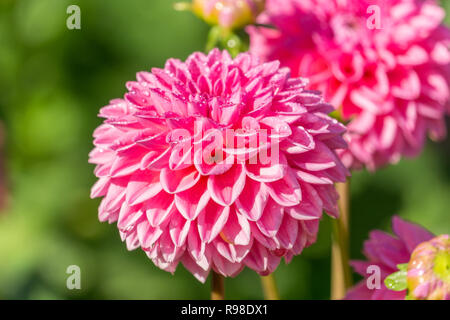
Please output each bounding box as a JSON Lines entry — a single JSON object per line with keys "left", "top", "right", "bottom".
{"left": 407, "top": 234, "right": 449, "bottom": 300}
{"left": 346, "top": 216, "right": 434, "bottom": 300}
{"left": 249, "top": 0, "right": 450, "bottom": 170}
{"left": 89, "top": 49, "right": 349, "bottom": 282}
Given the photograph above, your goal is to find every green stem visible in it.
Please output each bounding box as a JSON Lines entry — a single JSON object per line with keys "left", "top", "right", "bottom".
{"left": 211, "top": 271, "right": 225, "bottom": 300}
{"left": 331, "top": 180, "right": 352, "bottom": 300}
{"left": 261, "top": 274, "right": 280, "bottom": 300}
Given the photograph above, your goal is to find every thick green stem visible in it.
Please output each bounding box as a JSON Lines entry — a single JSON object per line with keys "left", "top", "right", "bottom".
{"left": 331, "top": 181, "right": 352, "bottom": 300}
{"left": 261, "top": 273, "right": 280, "bottom": 300}
{"left": 211, "top": 271, "right": 225, "bottom": 300}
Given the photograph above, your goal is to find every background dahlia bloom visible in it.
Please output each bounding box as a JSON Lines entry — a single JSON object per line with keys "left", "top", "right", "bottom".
{"left": 249, "top": 0, "right": 450, "bottom": 170}
{"left": 193, "top": 0, "right": 265, "bottom": 30}
{"left": 89, "top": 49, "right": 349, "bottom": 282}
{"left": 407, "top": 234, "right": 449, "bottom": 300}
{"left": 346, "top": 216, "right": 434, "bottom": 300}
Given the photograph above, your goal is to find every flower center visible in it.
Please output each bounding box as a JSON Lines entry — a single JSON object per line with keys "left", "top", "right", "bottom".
{"left": 433, "top": 250, "right": 450, "bottom": 283}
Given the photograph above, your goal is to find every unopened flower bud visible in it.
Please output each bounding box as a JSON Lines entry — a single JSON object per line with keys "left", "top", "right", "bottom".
{"left": 192, "top": 0, "right": 265, "bottom": 30}
{"left": 407, "top": 235, "right": 450, "bottom": 300}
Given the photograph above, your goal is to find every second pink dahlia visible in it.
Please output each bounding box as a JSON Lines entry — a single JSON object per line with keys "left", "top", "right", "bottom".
{"left": 249, "top": 0, "right": 450, "bottom": 170}
{"left": 89, "top": 49, "right": 349, "bottom": 282}
{"left": 346, "top": 216, "right": 435, "bottom": 300}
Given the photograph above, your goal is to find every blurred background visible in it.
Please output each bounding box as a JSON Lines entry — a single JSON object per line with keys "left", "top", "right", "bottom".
{"left": 0, "top": 0, "right": 448, "bottom": 300}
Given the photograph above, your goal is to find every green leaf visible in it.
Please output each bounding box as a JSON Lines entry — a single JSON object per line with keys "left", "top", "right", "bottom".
{"left": 397, "top": 264, "right": 408, "bottom": 271}
{"left": 384, "top": 268, "right": 407, "bottom": 291}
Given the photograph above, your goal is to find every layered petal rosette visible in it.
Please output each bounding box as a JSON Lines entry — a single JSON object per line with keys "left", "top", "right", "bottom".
{"left": 346, "top": 216, "right": 435, "bottom": 300}
{"left": 89, "top": 49, "right": 349, "bottom": 282}
{"left": 249, "top": 0, "right": 450, "bottom": 170}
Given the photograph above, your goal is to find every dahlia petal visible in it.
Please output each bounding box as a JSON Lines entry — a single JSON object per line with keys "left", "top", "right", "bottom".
{"left": 256, "top": 198, "right": 284, "bottom": 238}
{"left": 102, "top": 183, "right": 126, "bottom": 213}
{"left": 90, "top": 176, "right": 110, "bottom": 198}
{"left": 140, "top": 148, "right": 171, "bottom": 170}
{"left": 174, "top": 179, "right": 210, "bottom": 220}
{"left": 118, "top": 204, "right": 143, "bottom": 231}
{"left": 243, "top": 242, "right": 268, "bottom": 273}
{"left": 274, "top": 214, "right": 298, "bottom": 249}
{"left": 391, "top": 216, "right": 434, "bottom": 252}
{"left": 181, "top": 254, "right": 209, "bottom": 283}
{"left": 286, "top": 183, "right": 323, "bottom": 220}
{"left": 246, "top": 153, "right": 287, "bottom": 182}
{"left": 212, "top": 251, "right": 243, "bottom": 277}
{"left": 169, "top": 211, "right": 191, "bottom": 247}
{"left": 221, "top": 209, "right": 251, "bottom": 246}
{"left": 126, "top": 171, "right": 162, "bottom": 206}
{"left": 193, "top": 146, "right": 234, "bottom": 176}
{"left": 295, "top": 169, "right": 333, "bottom": 185}
{"left": 290, "top": 141, "right": 337, "bottom": 171}
{"left": 187, "top": 223, "right": 207, "bottom": 264}
{"left": 365, "top": 230, "right": 410, "bottom": 270}
{"left": 137, "top": 220, "right": 163, "bottom": 249}
{"left": 379, "top": 116, "right": 398, "bottom": 149}
{"left": 208, "top": 164, "right": 245, "bottom": 206}
{"left": 235, "top": 180, "right": 268, "bottom": 223}
{"left": 197, "top": 202, "right": 230, "bottom": 243}
{"left": 266, "top": 168, "right": 302, "bottom": 207}
{"left": 160, "top": 166, "right": 200, "bottom": 194}
{"left": 124, "top": 229, "right": 140, "bottom": 251}
{"left": 314, "top": 184, "right": 339, "bottom": 217}
{"left": 345, "top": 281, "right": 376, "bottom": 300}
{"left": 110, "top": 155, "right": 142, "bottom": 177}
{"left": 145, "top": 192, "right": 175, "bottom": 227}
{"left": 281, "top": 126, "right": 315, "bottom": 154}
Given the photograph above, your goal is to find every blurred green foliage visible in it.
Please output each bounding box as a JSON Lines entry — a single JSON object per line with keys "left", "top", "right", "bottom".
{"left": 0, "top": 0, "right": 448, "bottom": 300}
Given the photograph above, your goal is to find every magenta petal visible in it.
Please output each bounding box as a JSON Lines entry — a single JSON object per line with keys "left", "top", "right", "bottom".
{"left": 221, "top": 209, "right": 251, "bottom": 246}
{"left": 345, "top": 281, "right": 376, "bottom": 300}
{"left": 145, "top": 192, "right": 175, "bottom": 227}
{"left": 90, "top": 176, "right": 110, "bottom": 198}
{"left": 137, "top": 220, "right": 163, "bottom": 249}
{"left": 281, "top": 126, "right": 315, "bottom": 154}
{"left": 235, "top": 178, "right": 269, "bottom": 221}
{"left": 365, "top": 230, "right": 410, "bottom": 270}
{"left": 174, "top": 178, "right": 210, "bottom": 220}
{"left": 118, "top": 204, "right": 143, "bottom": 231}
{"left": 160, "top": 166, "right": 200, "bottom": 194}
{"left": 181, "top": 254, "right": 209, "bottom": 283}
{"left": 290, "top": 141, "right": 337, "bottom": 171}
{"left": 208, "top": 164, "right": 246, "bottom": 206}
{"left": 266, "top": 168, "right": 302, "bottom": 207}
{"left": 256, "top": 198, "right": 284, "bottom": 238}
{"left": 126, "top": 171, "right": 162, "bottom": 205}
{"left": 169, "top": 211, "right": 191, "bottom": 247}
{"left": 197, "top": 202, "right": 230, "bottom": 243}
{"left": 275, "top": 214, "right": 298, "bottom": 249}
{"left": 391, "top": 216, "right": 434, "bottom": 252}
{"left": 246, "top": 153, "right": 287, "bottom": 182}
{"left": 286, "top": 183, "right": 323, "bottom": 220}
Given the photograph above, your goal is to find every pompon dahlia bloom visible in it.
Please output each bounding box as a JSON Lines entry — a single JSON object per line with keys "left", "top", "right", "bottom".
{"left": 407, "top": 234, "right": 449, "bottom": 300}
{"left": 249, "top": 0, "right": 450, "bottom": 170}
{"left": 346, "top": 216, "right": 435, "bottom": 300}
{"left": 193, "top": 0, "right": 265, "bottom": 30}
{"left": 89, "top": 49, "right": 349, "bottom": 282}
